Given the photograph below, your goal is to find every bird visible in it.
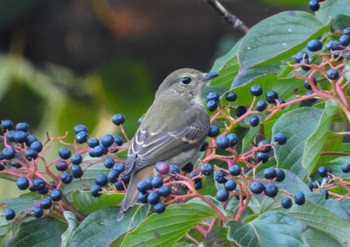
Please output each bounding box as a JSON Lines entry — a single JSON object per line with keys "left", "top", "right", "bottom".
{"left": 118, "top": 68, "right": 218, "bottom": 219}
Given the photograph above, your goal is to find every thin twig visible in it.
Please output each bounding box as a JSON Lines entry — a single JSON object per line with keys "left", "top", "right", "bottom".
{"left": 206, "top": 0, "right": 250, "bottom": 33}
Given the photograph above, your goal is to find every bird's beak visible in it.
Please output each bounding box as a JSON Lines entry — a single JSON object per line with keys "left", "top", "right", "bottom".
{"left": 203, "top": 72, "right": 219, "bottom": 82}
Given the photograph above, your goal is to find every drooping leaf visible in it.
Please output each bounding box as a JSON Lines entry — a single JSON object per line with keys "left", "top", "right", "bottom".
{"left": 67, "top": 206, "right": 148, "bottom": 247}
{"left": 119, "top": 203, "right": 218, "bottom": 247}
{"left": 316, "top": 0, "right": 350, "bottom": 24}
{"left": 5, "top": 217, "right": 67, "bottom": 247}
{"left": 227, "top": 211, "right": 308, "bottom": 247}
{"left": 61, "top": 211, "right": 79, "bottom": 247}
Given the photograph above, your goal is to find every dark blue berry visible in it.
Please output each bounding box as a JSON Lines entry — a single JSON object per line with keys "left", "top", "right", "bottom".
{"left": 101, "top": 134, "right": 114, "bottom": 148}
{"left": 88, "top": 138, "right": 99, "bottom": 148}
{"left": 75, "top": 131, "right": 89, "bottom": 144}
{"left": 294, "top": 192, "right": 305, "bottom": 205}
{"left": 216, "top": 189, "right": 229, "bottom": 202}
{"left": 235, "top": 106, "right": 247, "bottom": 117}
{"left": 33, "top": 178, "right": 46, "bottom": 191}
{"left": 114, "top": 181, "right": 124, "bottom": 190}
{"left": 207, "top": 100, "right": 218, "bottom": 112}
{"left": 154, "top": 202, "right": 166, "bottom": 213}
{"left": 258, "top": 140, "right": 271, "bottom": 153}
{"left": 263, "top": 168, "right": 277, "bottom": 180}
{"left": 295, "top": 51, "right": 309, "bottom": 63}
{"left": 72, "top": 164, "right": 83, "bottom": 178}
{"left": 113, "top": 135, "right": 123, "bottom": 147}
{"left": 59, "top": 147, "right": 71, "bottom": 160}
{"left": 40, "top": 198, "right": 52, "bottom": 209}
{"left": 344, "top": 27, "right": 350, "bottom": 35}
{"left": 137, "top": 180, "right": 151, "bottom": 193}
{"left": 342, "top": 164, "right": 350, "bottom": 173}
{"left": 225, "top": 92, "right": 237, "bottom": 102}
{"left": 320, "top": 189, "right": 329, "bottom": 199}
{"left": 206, "top": 92, "right": 219, "bottom": 102}
{"left": 281, "top": 197, "right": 293, "bottom": 209}
{"left": 201, "top": 163, "right": 214, "bottom": 176}
{"left": 227, "top": 133, "right": 239, "bottom": 147}
{"left": 138, "top": 193, "right": 148, "bottom": 203}
{"left": 112, "top": 163, "right": 125, "bottom": 174}
{"left": 33, "top": 206, "right": 43, "bottom": 218}
{"left": 159, "top": 185, "right": 171, "bottom": 197}
{"left": 229, "top": 165, "right": 241, "bottom": 176}
{"left": 61, "top": 172, "right": 73, "bottom": 184}
{"left": 256, "top": 100, "right": 267, "bottom": 112}
{"left": 216, "top": 136, "right": 230, "bottom": 149}
{"left": 95, "top": 174, "right": 108, "bottom": 187}
{"left": 181, "top": 162, "right": 194, "bottom": 173}
{"left": 208, "top": 125, "right": 220, "bottom": 137}
{"left": 50, "top": 189, "right": 62, "bottom": 201}
{"left": 326, "top": 40, "right": 344, "bottom": 51}
{"left": 30, "top": 141, "right": 43, "bottom": 152}
{"left": 1, "top": 120, "right": 13, "bottom": 131}
{"left": 6, "top": 130, "right": 15, "bottom": 141}
{"left": 339, "top": 35, "right": 350, "bottom": 46}
{"left": 17, "top": 176, "right": 29, "bottom": 190}
{"left": 15, "top": 122, "right": 29, "bottom": 132}
{"left": 224, "top": 180, "right": 237, "bottom": 191}
{"left": 151, "top": 176, "right": 163, "bottom": 188}
{"left": 200, "top": 141, "right": 208, "bottom": 152}
{"left": 250, "top": 85, "right": 263, "bottom": 96}
{"left": 71, "top": 154, "right": 82, "bottom": 165}
{"left": 190, "top": 171, "right": 201, "bottom": 183}
{"left": 55, "top": 160, "right": 68, "bottom": 171}
{"left": 38, "top": 185, "right": 49, "bottom": 195}
{"left": 112, "top": 114, "right": 126, "bottom": 125}
{"left": 309, "top": 0, "right": 320, "bottom": 11}
{"left": 300, "top": 58, "right": 311, "bottom": 71}
{"left": 266, "top": 90, "right": 279, "bottom": 103}
{"left": 169, "top": 164, "right": 180, "bottom": 174}
{"left": 326, "top": 69, "right": 339, "bottom": 80}
{"left": 104, "top": 157, "right": 115, "bottom": 169}
{"left": 92, "top": 144, "right": 107, "bottom": 157}
{"left": 274, "top": 133, "right": 287, "bottom": 145}
{"left": 249, "top": 116, "right": 259, "bottom": 127}
{"left": 215, "top": 170, "right": 227, "bottom": 184}
{"left": 304, "top": 78, "right": 317, "bottom": 90}
{"left": 256, "top": 152, "right": 269, "bottom": 163}
{"left": 275, "top": 168, "right": 286, "bottom": 182}
{"left": 194, "top": 180, "right": 202, "bottom": 190}
{"left": 11, "top": 161, "right": 21, "bottom": 169}
{"left": 26, "top": 135, "right": 38, "bottom": 146}
{"left": 25, "top": 148, "right": 38, "bottom": 161}
{"left": 108, "top": 170, "right": 119, "bottom": 183}
{"left": 74, "top": 124, "right": 88, "bottom": 134}
{"left": 264, "top": 184, "right": 278, "bottom": 197}
{"left": 90, "top": 185, "right": 102, "bottom": 197}
{"left": 250, "top": 181, "right": 265, "bottom": 194}
{"left": 307, "top": 39, "right": 322, "bottom": 52}
{"left": 317, "top": 166, "right": 329, "bottom": 177}
{"left": 4, "top": 208, "right": 16, "bottom": 220}
{"left": 147, "top": 192, "right": 160, "bottom": 205}
{"left": 14, "top": 131, "right": 27, "bottom": 143}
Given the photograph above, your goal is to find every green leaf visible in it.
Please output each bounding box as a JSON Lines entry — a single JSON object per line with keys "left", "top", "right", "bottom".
{"left": 61, "top": 211, "right": 79, "bottom": 247}
{"left": 272, "top": 107, "right": 324, "bottom": 174}
{"left": 227, "top": 211, "right": 308, "bottom": 247}
{"left": 5, "top": 217, "right": 67, "bottom": 247}
{"left": 302, "top": 100, "right": 339, "bottom": 174}
{"left": 210, "top": 56, "right": 240, "bottom": 89}
{"left": 287, "top": 200, "right": 350, "bottom": 246}
{"left": 303, "top": 228, "right": 342, "bottom": 247}
{"left": 327, "top": 156, "right": 350, "bottom": 178}
{"left": 68, "top": 206, "right": 148, "bottom": 247}
{"left": 119, "top": 203, "right": 218, "bottom": 247}
{"left": 72, "top": 189, "right": 124, "bottom": 215}
{"left": 238, "top": 11, "right": 328, "bottom": 69}
{"left": 316, "top": 0, "right": 350, "bottom": 24}
{"left": 330, "top": 14, "right": 350, "bottom": 32}
{"left": 210, "top": 41, "right": 240, "bottom": 72}
{"left": 61, "top": 162, "right": 109, "bottom": 202}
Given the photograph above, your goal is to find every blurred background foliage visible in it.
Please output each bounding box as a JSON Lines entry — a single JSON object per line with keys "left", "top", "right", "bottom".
{"left": 0, "top": 0, "right": 305, "bottom": 199}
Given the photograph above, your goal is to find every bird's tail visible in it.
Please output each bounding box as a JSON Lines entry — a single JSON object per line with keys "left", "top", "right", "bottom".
{"left": 117, "top": 165, "right": 154, "bottom": 220}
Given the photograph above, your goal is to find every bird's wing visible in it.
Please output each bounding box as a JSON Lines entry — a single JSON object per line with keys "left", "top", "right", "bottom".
{"left": 123, "top": 107, "right": 209, "bottom": 175}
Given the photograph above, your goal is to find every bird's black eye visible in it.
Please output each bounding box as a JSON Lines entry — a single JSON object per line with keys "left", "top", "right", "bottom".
{"left": 181, "top": 76, "right": 192, "bottom": 84}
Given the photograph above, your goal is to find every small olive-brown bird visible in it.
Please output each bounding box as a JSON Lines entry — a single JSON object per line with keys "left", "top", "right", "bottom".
{"left": 118, "top": 68, "right": 218, "bottom": 219}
